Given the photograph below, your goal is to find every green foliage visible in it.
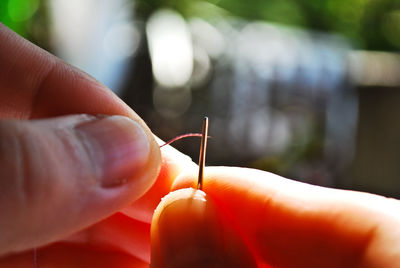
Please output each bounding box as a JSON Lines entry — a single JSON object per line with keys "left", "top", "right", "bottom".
{"left": 1, "top": 0, "right": 399, "bottom": 51}
{"left": 136, "top": 0, "right": 400, "bottom": 51}
{"left": 0, "top": 0, "right": 39, "bottom": 37}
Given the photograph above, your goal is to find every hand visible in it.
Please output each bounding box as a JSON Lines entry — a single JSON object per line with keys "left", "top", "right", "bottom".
{"left": 1, "top": 23, "right": 400, "bottom": 268}
{"left": 151, "top": 167, "right": 400, "bottom": 268}
{"left": 0, "top": 23, "right": 169, "bottom": 267}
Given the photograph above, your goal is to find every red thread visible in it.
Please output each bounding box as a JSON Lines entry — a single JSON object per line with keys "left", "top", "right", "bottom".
{"left": 159, "top": 133, "right": 204, "bottom": 148}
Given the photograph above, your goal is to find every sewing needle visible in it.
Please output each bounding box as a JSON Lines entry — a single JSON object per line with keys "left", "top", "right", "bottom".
{"left": 197, "top": 117, "right": 209, "bottom": 190}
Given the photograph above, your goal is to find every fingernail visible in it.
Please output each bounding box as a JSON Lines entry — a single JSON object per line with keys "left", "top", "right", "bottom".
{"left": 152, "top": 189, "right": 225, "bottom": 268}
{"left": 76, "top": 115, "right": 151, "bottom": 187}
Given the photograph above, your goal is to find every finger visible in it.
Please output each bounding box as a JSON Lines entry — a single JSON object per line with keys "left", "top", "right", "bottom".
{"left": 58, "top": 141, "right": 197, "bottom": 265}
{"left": 171, "top": 167, "right": 400, "bottom": 268}
{"left": 0, "top": 114, "right": 161, "bottom": 256}
{"left": 121, "top": 138, "right": 197, "bottom": 223}
{"left": 63, "top": 213, "right": 152, "bottom": 263}
{"left": 0, "top": 243, "right": 148, "bottom": 268}
{"left": 151, "top": 188, "right": 257, "bottom": 268}
{"left": 0, "top": 24, "right": 134, "bottom": 119}
{"left": 60, "top": 141, "right": 197, "bottom": 263}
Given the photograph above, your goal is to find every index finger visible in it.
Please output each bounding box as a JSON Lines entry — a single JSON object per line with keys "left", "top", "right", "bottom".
{"left": 0, "top": 24, "right": 135, "bottom": 119}
{"left": 171, "top": 167, "right": 400, "bottom": 267}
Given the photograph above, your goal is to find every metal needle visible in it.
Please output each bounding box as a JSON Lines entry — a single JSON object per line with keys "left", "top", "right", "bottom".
{"left": 197, "top": 117, "right": 209, "bottom": 190}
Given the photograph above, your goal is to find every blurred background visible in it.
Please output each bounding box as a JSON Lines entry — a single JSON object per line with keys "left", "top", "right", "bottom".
{"left": 1, "top": 0, "right": 400, "bottom": 197}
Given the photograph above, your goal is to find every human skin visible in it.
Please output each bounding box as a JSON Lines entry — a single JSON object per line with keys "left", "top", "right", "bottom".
{"left": 0, "top": 23, "right": 167, "bottom": 266}
{"left": 1, "top": 23, "right": 400, "bottom": 267}
{"left": 151, "top": 168, "right": 400, "bottom": 268}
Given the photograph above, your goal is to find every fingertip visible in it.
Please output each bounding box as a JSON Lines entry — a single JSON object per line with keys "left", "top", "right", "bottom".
{"left": 151, "top": 188, "right": 257, "bottom": 268}
{"left": 151, "top": 189, "right": 208, "bottom": 268}
{"left": 152, "top": 188, "right": 208, "bottom": 227}
{"left": 170, "top": 167, "right": 198, "bottom": 191}
{"left": 0, "top": 115, "right": 161, "bottom": 255}
{"left": 121, "top": 137, "right": 197, "bottom": 223}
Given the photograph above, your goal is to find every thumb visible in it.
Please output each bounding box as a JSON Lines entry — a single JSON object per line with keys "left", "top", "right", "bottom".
{"left": 171, "top": 167, "right": 400, "bottom": 267}
{"left": 151, "top": 188, "right": 257, "bottom": 268}
{"left": 0, "top": 114, "right": 160, "bottom": 256}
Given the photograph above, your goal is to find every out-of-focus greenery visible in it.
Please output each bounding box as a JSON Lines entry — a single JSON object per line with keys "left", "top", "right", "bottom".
{"left": 2, "top": 0, "right": 400, "bottom": 51}
{"left": 136, "top": 0, "right": 400, "bottom": 51}
{"left": 0, "top": 0, "right": 39, "bottom": 36}
{"left": 0, "top": 0, "right": 49, "bottom": 48}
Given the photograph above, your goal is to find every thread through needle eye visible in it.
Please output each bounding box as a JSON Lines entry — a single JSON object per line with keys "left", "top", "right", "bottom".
{"left": 197, "top": 117, "right": 209, "bottom": 190}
